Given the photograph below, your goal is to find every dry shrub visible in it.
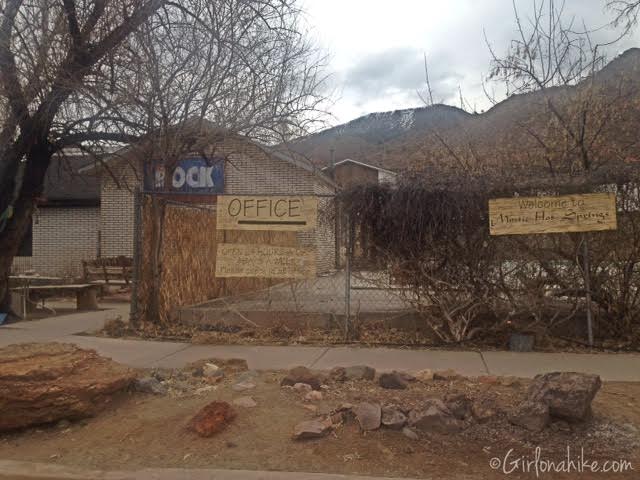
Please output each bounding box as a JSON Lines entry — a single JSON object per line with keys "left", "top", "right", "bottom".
{"left": 340, "top": 180, "right": 640, "bottom": 348}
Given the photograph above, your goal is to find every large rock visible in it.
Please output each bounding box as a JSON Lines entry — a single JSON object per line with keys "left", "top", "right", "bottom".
{"left": 345, "top": 365, "right": 376, "bottom": 381}
{"left": 444, "top": 392, "right": 473, "bottom": 420}
{"left": 281, "top": 366, "right": 322, "bottom": 390}
{"left": 379, "top": 372, "right": 409, "bottom": 390}
{"left": 188, "top": 401, "right": 236, "bottom": 437}
{"left": 0, "top": 343, "right": 136, "bottom": 432}
{"left": 293, "top": 417, "right": 333, "bottom": 440}
{"left": 471, "top": 398, "right": 499, "bottom": 423}
{"left": 381, "top": 405, "right": 407, "bottom": 429}
{"left": 133, "top": 376, "right": 167, "bottom": 395}
{"left": 527, "top": 372, "right": 601, "bottom": 422}
{"left": 509, "top": 401, "right": 550, "bottom": 432}
{"left": 330, "top": 365, "right": 376, "bottom": 382}
{"left": 353, "top": 402, "right": 382, "bottom": 431}
{"left": 408, "top": 398, "right": 464, "bottom": 434}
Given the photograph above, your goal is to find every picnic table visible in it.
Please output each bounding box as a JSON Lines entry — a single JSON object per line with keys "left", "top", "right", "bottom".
{"left": 9, "top": 275, "right": 100, "bottom": 318}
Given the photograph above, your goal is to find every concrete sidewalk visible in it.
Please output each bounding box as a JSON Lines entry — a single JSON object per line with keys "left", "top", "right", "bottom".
{"left": 2, "top": 304, "right": 640, "bottom": 381}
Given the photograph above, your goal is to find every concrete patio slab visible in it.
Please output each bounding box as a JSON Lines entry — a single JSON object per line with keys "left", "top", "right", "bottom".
{"left": 481, "top": 351, "right": 640, "bottom": 381}
{"left": 311, "top": 346, "right": 489, "bottom": 376}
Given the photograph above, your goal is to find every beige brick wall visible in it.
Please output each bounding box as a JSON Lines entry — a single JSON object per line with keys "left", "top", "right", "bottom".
{"left": 12, "top": 207, "right": 100, "bottom": 278}
{"left": 100, "top": 165, "right": 139, "bottom": 258}
{"left": 101, "top": 136, "right": 336, "bottom": 273}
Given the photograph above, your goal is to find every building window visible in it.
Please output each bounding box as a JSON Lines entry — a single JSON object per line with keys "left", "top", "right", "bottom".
{"left": 17, "top": 223, "right": 33, "bottom": 257}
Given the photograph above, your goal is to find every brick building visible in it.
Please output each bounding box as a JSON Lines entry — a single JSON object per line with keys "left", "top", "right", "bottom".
{"left": 11, "top": 154, "right": 100, "bottom": 278}
{"left": 12, "top": 126, "right": 337, "bottom": 280}
{"left": 85, "top": 125, "right": 337, "bottom": 273}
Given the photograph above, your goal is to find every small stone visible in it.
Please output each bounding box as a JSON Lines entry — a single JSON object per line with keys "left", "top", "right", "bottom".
{"left": 337, "top": 403, "right": 354, "bottom": 412}
{"left": 133, "top": 377, "right": 167, "bottom": 395}
{"left": 397, "top": 372, "right": 416, "bottom": 382}
{"left": 379, "top": 372, "right": 409, "bottom": 390}
{"left": 151, "top": 369, "right": 170, "bottom": 382}
{"left": 236, "top": 370, "right": 259, "bottom": 383}
{"left": 330, "top": 412, "right": 345, "bottom": 425}
{"left": 478, "top": 376, "right": 499, "bottom": 385}
{"left": 402, "top": 427, "right": 419, "bottom": 440}
{"left": 56, "top": 419, "right": 71, "bottom": 429}
{"left": 471, "top": 399, "right": 499, "bottom": 423}
{"left": 293, "top": 418, "right": 333, "bottom": 440}
{"left": 202, "top": 363, "right": 221, "bottom": 377}
{"left": 293, "top": 382, "right": 313, "bottom": 393}
{"left": 499, "top": 376, "right": 521, "bottom": 388}
{"left": 188, "top": 401, "right": 236, "bottom": 437}
{"left": 232, "top": 396, "right": 257, "bottom": 408}
{"left": 304, "top": 391, "right": 323, "bottom": 402}
{"left": 344, "top": 365, "right": 376, "bottom": 381}
{"left": 232, "top": 381, "right": 256, "bottom": 392}
{"left": 353, "top": 402, "right": 382, "bottom": 431}
{"left": 329, "top": 367, "right": 347, "bottom": 382}
{"left": 204, "top": 375, "right": 224, "bottom": 385}
{"left": 381, "top": 406, "right": 407, "bottom": 430}
{"left": 281, "top": 366, "right": 321, "bottom": 390}
{"left": 303, "top": 404, "right": 318, "bottom": 413}
{"left": 194, "top": 386, "right": 216, "bottom": 396}
{"left": 433, "top": 369, "right": 460, "bottom": 381}
{"left": 509, "top": 401, "right": 550, "bottom": 432}
{"left": 444, "top": 392, "right": 473, "bottom": 420}
{"left": 416, "top": 369, "right": 434, "bottom": 382}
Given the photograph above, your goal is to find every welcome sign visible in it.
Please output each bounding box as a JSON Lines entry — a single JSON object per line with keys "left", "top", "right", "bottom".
{"left": 144, "top": 157, "right": 224, "bottom": 194}
{"left": 489, "top": 193, "right": 617, "bottom": 235}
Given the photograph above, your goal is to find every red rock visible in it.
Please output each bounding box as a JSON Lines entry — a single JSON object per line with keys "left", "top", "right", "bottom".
{"left": 0, "top": 343, "right": 135, "bottom": 432}
{"left": 478, "top": 375, "right": 499, "bottom": 385}
{"left": 189, "top": 401, "right": 236, "bottom": 437}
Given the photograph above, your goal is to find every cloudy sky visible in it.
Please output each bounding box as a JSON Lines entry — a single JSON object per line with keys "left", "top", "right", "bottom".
{"left": 302, "top": 0, "right": 640, "bottom": 125}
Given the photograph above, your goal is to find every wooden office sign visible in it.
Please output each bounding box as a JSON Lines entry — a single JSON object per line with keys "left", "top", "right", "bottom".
{"left": 215, "top": 243, "right": 316, "bottom": 278}
{"left": 489, "top": 193, "right": 617, "bottom": 236}
{"left": 217, "top": 195, "right": 317, "bottom": 231}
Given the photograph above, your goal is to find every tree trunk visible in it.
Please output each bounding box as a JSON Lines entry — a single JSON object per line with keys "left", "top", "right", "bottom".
{"left": 0, "top": 142, "right": 53, "bottom": 319}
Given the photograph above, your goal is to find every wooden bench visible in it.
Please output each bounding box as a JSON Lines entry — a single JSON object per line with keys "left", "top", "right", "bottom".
{"left": 82, "top": 257, "right": 133, "bottom": 287}
{"left": 11, "top": 284, "right": 101, "bottom": 315}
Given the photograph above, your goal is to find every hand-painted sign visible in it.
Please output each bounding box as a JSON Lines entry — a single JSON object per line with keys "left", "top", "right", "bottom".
{"left": 215, "top": 243, "right": 316, "bottom": 278}
{"left": 217, "top": 195, "right": 318, "bottom": 231}
{"left": 144, "top": 157, "right": 224, "bottom": 194}
{"left": 489, "top": 193, "right": 617, "bottom": 236}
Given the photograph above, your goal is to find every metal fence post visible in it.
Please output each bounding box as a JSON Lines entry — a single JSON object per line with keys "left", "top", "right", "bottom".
{"left": 130, "top": 188, "right": 142, "bottom": 327}
{"left": 582, "top": 235, "right": 594, "bottom": 347}
{"left": 344, "top": 212, "right": 351, "bottom": 340}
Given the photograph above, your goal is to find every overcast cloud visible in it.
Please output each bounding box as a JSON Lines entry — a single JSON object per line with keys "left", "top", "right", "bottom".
{"left": 302, "top": 0, "right": 640, "bottom": 124}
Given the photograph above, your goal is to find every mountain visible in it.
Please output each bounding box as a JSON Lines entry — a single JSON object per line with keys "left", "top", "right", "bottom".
{"left": 290, "top": 48, "right": 640, "bottom": 178}
{"left": 290, "top": 105, "right": 470, "bottom": 168}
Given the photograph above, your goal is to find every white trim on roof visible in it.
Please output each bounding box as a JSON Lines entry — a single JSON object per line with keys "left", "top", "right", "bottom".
{"left": 322, "top": 158, "right": 397, "bottom": 176}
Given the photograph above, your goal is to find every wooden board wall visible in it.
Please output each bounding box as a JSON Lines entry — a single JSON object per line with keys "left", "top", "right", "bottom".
{"left": 137, "top": 196, "right": 297, "bottom": 324}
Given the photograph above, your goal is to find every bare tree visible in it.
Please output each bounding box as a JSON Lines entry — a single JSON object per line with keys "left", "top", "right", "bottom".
{"left": 608, "top": 0, "right": 640, "bottom": 35}
{"left": 0, "top": 0, "right": 327, "bottom": 317}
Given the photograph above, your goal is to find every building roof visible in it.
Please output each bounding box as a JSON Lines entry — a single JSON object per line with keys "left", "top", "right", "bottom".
{"left": 39, "top": 154, "right": 100, "bottom": 207}
{"left": 322, "top": 158, "right": 398, "bottom": 176}
{"left": 79, "top": 121, "right": 337, "bottom": 189}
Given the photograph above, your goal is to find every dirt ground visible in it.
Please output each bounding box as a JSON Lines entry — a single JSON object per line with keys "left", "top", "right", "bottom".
{"left": 0, "top": 364, "right": 638, "bottom": 479}
{"left": 94, "top": 316, "right": 640, "bottom": 355}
